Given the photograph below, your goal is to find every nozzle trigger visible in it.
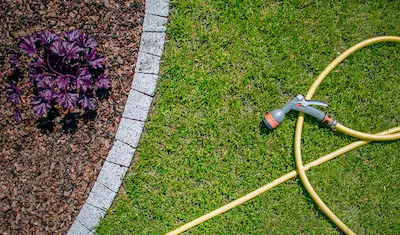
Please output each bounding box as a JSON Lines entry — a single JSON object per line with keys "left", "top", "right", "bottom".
{"left": 296, "top": 94, "right": 328, "bottom": 107}
{"left": 304, "top": 100, "right": 328, "bottom": 107}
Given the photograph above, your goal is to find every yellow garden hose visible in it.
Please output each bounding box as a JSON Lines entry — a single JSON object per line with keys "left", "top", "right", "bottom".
{"left": 295, "top": 36, "right": 400, "bottom": 235}
{"left": 167, "top": 36, "right": 400, "bottom": 235}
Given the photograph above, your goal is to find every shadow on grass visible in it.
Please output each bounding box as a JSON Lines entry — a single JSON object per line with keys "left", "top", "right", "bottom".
{"left": 288, "top": 114, "right": 351, "bottom": 235}
{"left": 296, "top": 178, "right": 347, "bottom": 235}
{"left": 258, "top": 120, "right": 274, "bottom": 136}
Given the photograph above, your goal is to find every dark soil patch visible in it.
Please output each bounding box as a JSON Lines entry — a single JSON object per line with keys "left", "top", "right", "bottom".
{"left": 0, "top": 1, "right": 144, "bottom": 234}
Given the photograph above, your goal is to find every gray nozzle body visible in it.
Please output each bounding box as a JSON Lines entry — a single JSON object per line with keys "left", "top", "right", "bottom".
{"left": 269, "top": 109, "right": 286, "bottom": 124}
{"left": 263, "top": 94, "right": 336, "bottom": 129}
{"left": 279, "top": 94, "right": 326, "bottom": 120}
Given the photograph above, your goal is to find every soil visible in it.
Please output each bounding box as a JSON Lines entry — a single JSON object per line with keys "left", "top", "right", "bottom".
{"left": 0, "top": 1, "right": 144, "bottom": 234}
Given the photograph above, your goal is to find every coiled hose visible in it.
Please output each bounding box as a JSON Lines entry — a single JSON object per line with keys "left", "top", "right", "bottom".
{"left": 167, "top": 36, "right": 400, "bottom": 235}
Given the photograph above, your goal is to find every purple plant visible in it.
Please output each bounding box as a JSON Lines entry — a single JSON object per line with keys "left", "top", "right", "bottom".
{"left": 4, "top": 29, "right": 111, "bottom": 133}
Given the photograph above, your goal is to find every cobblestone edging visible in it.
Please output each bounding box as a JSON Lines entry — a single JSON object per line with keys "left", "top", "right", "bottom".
{"left": 67, "top": 0, "right": 169, "bottom": 233}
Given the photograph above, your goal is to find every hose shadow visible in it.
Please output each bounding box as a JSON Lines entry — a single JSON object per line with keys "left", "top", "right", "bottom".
{"left": 295, "top": 177, "right": 346, "bottom": 234}
{"left": 285, "top": 111, "right": 356, "bottom": 142}
{"left": 284, "top": 112, "right": 348, "bottom": 234}
{"left": 260, "top": 109, "right": 350, "bottom": 233}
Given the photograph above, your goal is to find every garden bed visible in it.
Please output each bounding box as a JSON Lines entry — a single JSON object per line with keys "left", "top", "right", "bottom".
{"left": 0, "top": 0, "right": 144, "bottom": 234}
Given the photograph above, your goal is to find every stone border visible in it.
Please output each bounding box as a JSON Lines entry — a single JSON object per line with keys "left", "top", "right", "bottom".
{"left": 67, "top": 0, "right": 169, "bottom": 233}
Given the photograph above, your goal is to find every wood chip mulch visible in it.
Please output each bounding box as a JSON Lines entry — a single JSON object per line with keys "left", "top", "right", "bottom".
{"left": 0, "top": 1, "right": 144, "bottom": 234}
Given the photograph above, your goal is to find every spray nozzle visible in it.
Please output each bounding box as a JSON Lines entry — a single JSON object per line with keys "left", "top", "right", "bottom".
{"left": 263, "top": 94, "right": 336, "bottom": 129}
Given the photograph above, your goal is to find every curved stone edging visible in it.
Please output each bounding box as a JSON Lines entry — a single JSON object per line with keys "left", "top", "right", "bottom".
{"left": 67, "top": 0, "right": 169, "bottom": 233}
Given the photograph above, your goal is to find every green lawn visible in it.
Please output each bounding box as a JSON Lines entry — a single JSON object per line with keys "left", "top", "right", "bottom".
{"left": 97, "top": 0, "right": 400, "bottom": 234}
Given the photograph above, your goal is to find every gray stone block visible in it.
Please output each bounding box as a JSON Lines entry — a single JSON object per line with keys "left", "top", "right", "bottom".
{"left": 122, "top": 90, "right": 152, "bottom": 122}
{"left": 140, "top": 32, "right": 166, "bottom": 57}
{"left": 135, "top": 51, "right": 161, "bottom": 74}
{"left": 106, "top": 140, "right": 136, "bottom": 167}
{"left": 96, "top": 161, "right": 128, "bottom": 193}
{"left": 132, "top": 72, "right": 158, "bottom": 96}
{"left": 115, "top": 118, "right": 145, "bottom": 148}
{"left": 86, "top": 181, "right": 117, "bottom": 211}
{"left": 67, "top": 220, "right": 93, "bottom": 235}
{"left": 145, "top": 0, "right": 169, "bottom": 17}
{"left": 75, "top": 203, "right": 106, "bottom": 231}
{"left": 143, "top": 14, "right": 168, "bottom": 32}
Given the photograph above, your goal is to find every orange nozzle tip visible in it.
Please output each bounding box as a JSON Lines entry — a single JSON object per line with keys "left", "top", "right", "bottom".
{"left": 264, "top": 112, "right": 279, "bottom": 129}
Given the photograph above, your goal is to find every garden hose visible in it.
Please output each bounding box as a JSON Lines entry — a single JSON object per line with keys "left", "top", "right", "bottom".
{"left": 166, "top": 36, "right": 400, "bottom": 235}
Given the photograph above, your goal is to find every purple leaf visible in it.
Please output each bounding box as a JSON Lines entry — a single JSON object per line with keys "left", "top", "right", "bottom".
{"left": 36, "top": 80, "right": 46, "bottom": 89}
{"left": 30, "top": 57, "right": 46, "bottom": 68}
{"left": 43, "top": 76, "right": 55, "bottom": 87}
{"left": 50, "top": 40, "right": 83, "bottom": 59}
{"left": 31, "top": 98, "right": 51, "bottom": 117}
{"left": 36, "top": 75, "right": 55, "bottom": 89}
{"left": 75, "top": 68, "right": 93, "bottom": 92}
{"left": 39, "top": 89, "right": 55, "bottom": 102}
{"left": 13, "top": 109, "right": 22, "bottom": 122}
{"left": 50, "top": 40, "right": 66, "bottom": 56}
{"left": 28, "top": 73, "right": 38, "bottom": 86}
{"left": 56, "top": 75, "right": 71, "bottom": 90}
{"left": 56, "top": 92, "right": 78, "bottom": 110}
{"left": 19, "top": 36, "right": 37, "bottom": 55}
{"left": 95, "top": 74, "right": 111, "bottom": 89}
{"left": 84, "top": 50, "right": 104, "bottom": 69}
{"left": 78, "top": 33, "right": 97, "bottom": 49}
{"left": 28, "top": 60, "right": 45, "bottom": 85}
{"left": 76, "top": 68, "right": 91, "bottom": 80}
{"left": 81, "top": 80, "right": 93, "bottom": 92}
{"left": 9, "top": 30, "right": 106, "bottom": 125}
{"left": 10, "top": 54, "right": 21, "bottom": 67}
{"left": 64, "top": 41, "right": 84, "bottom": 60}
{"left": 64, "top": 30, "right": 82, "bottom": 42}
{"left": 5, "top": 83, "right": 22, "bottom": 105}
{"left": 36, "top": 30, "right": 59, "bottom": 45}
{"left": 35, "top": 76, "right": 47, "bottom": 89}
{"left": 78, "top": 94, "right": 97, "bottom": 110}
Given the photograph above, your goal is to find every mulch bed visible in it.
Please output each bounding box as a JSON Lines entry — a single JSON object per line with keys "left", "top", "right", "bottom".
{"left": 0, "top": 1, "right": 144, "bottom": 234}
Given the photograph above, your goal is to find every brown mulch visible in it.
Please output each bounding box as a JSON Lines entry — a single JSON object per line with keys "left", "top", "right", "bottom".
{"left": 0, "top": 0, "right": 144, "bottom": 234}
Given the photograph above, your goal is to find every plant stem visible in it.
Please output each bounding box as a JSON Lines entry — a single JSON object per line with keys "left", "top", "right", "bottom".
{"left": 46, "top": 55, "right": 62, "bottom": 76}
{"left": 38, "top": 72, "right": 58, "bottom": 77}
{"left": 46, "top": 55, "right": 76, "bottom": 79}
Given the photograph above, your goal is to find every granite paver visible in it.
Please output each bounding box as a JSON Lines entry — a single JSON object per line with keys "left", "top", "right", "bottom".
{"left": 143, "top": 13, "right": 168, "bottom": 32}
{"left": 132, "top": 72, "right": 158, "bottom": 96}
{"left": 86, "top": 181, "right": 117, "bottom": 211}
{"left": 68, "top": 0, "right": 169, "bottom": 233}
{"left": 106, "top": 140, "right": 136, "bottom": 167}
{"left": 122, "top": 89, "right": 153, "bottom": 121}
{"left": 96, "top": 161, "right": 128, "bottom": 193}
{"left": 115, "top": 117, "right": 145, "bottom": 148}
{"left": 145, "top": 0, "right": 170, "bottom": 17}
{"left": 75, "top": 203, "right": 106, "bottom": 231}
{"left": 140, "top": 32, "right": 166, "bottom": 56}
{"left": 67, "top": 220, "right": 93, "bottom": 235}
{"left": 135, "top": 51, "right": 161, "bottom": 74}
